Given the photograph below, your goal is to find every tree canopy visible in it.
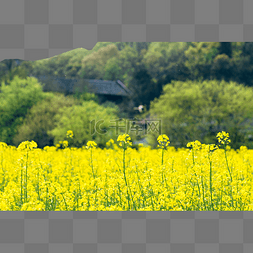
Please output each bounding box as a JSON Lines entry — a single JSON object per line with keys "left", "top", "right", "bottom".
{"left": 1, "top": 42, "right": 253, "bottom": 149}
{"left": 148, "top": 79, "right": 253, "bottom": 149}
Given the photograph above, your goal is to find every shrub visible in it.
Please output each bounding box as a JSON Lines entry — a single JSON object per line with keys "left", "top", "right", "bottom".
{"left": 49, "top": 100, "right": 121, "bottom": 148}
{"left": 148, "top": 79, "right": 253, "bottom": 149}
{"left": 13, "top": 94, "right": 79, "bottom": 148}
{"left": 0, "top": 76, "right": 47, "bottom": 145}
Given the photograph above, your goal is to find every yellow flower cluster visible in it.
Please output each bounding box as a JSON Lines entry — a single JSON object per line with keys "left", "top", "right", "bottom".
{"left": 66, "top": 130, "right": 74, "bottom": 139}
{"left": 86, "top": 141, "right": 97, "bottom": 149}
{"left": 216, "top": 131, "right": 231, "bottom": 145}
{"left": 17, "top": 141, "right": 37, "bottom": 151}
{"left": 106, "top": 139, "right": 114, "bottom": 147}
{"left": 56, "top": 141, "right": 68, "bottom": 149}
{"left": 0, "top": 131, "right": 252, "bottom": 211}
{"left": 186, "top": 140, "right": 202, "bottom": 150}
{"left": 0, "top": 142, "right": 8, "bottom": 150}
{"left": 202, "top": 143, "right": 218, "bottom": 153}
{"left": 157, "top": 134, "right": 170, "bottom": 149}
{"left": 117, "top": 134, "right": 132, "bottom": 147}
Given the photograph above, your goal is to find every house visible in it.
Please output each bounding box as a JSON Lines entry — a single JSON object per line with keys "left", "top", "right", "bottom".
{"left": 31, "top": 75, "right": 132, "bottom": 104}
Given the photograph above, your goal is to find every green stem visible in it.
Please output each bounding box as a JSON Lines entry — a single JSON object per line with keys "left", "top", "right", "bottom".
{"left": 193, "top": 172, "right": 201, "bottom": 199}
{"left": 224, "top": 144, "right": 233, "bottom": 208}
{"left": 220, "top": 176, "right": 223, "bottom": 211}
{"left": 78, "top": 179, "right": 81, "bottom": 210}
{"left": 20, "top": 165, "right": 23, "bottom": 206}
{"left": 45, "top": 185, "right": 48, "bottom": 211}
{"left": 209, "top": 153, "right": 213, "bottom": 211}
{"left": 117, "top": 182, "right": 122, "bottom": 207}
{"left": 123, "top": 142, "right": 131, "bottom": 210}
{"left": 90, "top": 149, "right": 95, "bottom": 179}
{"left": 61, "top": 192, "right": 68, "bottom": 211}
{"left": 37, "top": 166, "right": 40, "bottom": 201}
{"left": 135, "top": 164, "right": 146, "bottom": 208}
{"left": 201, "top": 167, "right": 206, "bottom": 211}
{"left": 25, "top": 151, "right": 28, "bottom": 203}
{"left": 161, "top": 148, "right": 164, "bottom": 165}
{"left": 224, "top": 144, "right": 232, "bottom": 182}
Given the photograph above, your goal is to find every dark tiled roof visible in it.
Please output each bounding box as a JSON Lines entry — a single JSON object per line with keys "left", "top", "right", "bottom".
{"left": 32, "top": 75, "right": 132, "bottom": 96}
{"left": 87, "top": 79, "right": 131, "bottom": 96}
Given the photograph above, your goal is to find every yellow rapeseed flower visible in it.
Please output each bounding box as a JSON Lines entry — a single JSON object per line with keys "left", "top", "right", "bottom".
{"left": 157, "top": 134, "right": 170, "bottom": 149}
{"left": 106, "top": 139, "right": 114, "bottom": 147}
{"left": 186, "top": 140, "right": 202, "bottom": 150}
{"left": 62, "top": 141, "right": 68, "bottom": 148}
{"left": 0, "top": 142, "right": 7, "bottom": 150}
{"left": 66, "top": 130, "right": 74, "bottom": 139}
{"left": 117, "top": 134, "right": 132, "bottom": 147}
{"left": 86, "top": 141, "right": 97, "bottom": 149}
{"left": 1, "top": 130, "right": 253, "bottom": 211}
{"left": 201, "top": 143, "right": 218, "bottom": 153}
{"left": 17, "top": 141, "right": 37, "bottom": 151}
{"left": 56, "top": 141, "right": 68, "bottom": 149}
{"left": 216, "top": 131, "right": 231, "bottom": 145}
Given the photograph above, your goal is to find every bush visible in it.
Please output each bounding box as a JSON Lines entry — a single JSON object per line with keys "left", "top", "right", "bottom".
{"left": 13, "top": 94, "right": 79, "bottom": 148}
{"left": 0, "top": 76, "right": 47, "bottom": 145}
{"left": 147, "top": 80, "right": 253, "bottom": 149}
{"left": 49, "top": 100, "right": 121, "bottom": 148}
{"left": 211, "top": 54, "right": 234, "bottom": 82}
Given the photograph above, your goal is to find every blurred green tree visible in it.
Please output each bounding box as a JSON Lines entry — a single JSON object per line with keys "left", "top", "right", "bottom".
{"left": 49, "top": 100, "right": 121, "bottom": 148}
{"left": 13, "top": 94, "right": 79, "bottom": 148}
{"left": 0, "top": 76, "right": 48, "bottom": 145}
{"left": 148, "top": 79, "right": 253, "bottom": 149}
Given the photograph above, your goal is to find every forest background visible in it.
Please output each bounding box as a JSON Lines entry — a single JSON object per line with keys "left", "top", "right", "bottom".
{"left": 1, "top": 42, "right": 253, "bottom": 149}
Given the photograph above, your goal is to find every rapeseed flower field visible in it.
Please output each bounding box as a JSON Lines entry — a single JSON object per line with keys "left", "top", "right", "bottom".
{"left": 0, "top": 131, "right": 252, "bottom": 211}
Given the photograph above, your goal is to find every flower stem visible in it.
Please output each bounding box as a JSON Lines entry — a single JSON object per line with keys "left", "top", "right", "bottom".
{"left": 209, "top": 154, "right": 213, "bottom": 211}
{"left": 224, "top": 143, "right": 233, "bottom": 208}
{"left": 123, "top": 142, "right": 131, "bottom": 210}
